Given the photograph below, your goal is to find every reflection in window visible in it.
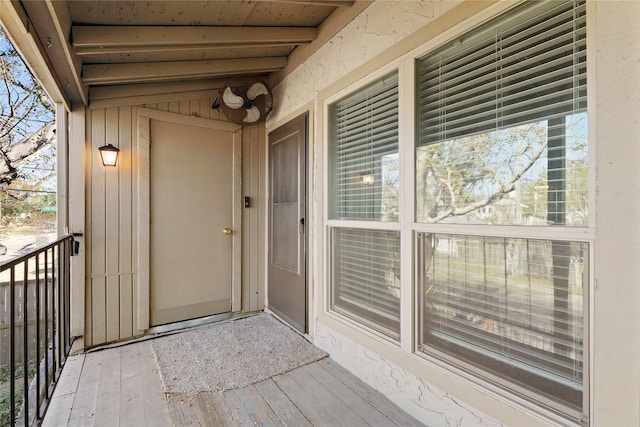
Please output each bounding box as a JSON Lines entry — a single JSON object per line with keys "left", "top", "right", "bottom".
{"left": 415, "top": 0, "right": 587, "bottom": 227}
{"left": 414, "top": 0, "right": 589, "bottom": 420}
{"left": 416, "top": 114, "right": 588, "bottom": 226}
{"left": 418, "top": 233, "right": 586, "bottom": 411}
{"left": 381, "top": 153, "right": 399, "bottom": 222}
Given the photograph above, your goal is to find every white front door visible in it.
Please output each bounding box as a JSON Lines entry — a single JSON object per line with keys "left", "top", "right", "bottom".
{"left": 149, "top": 120, "right": 237, "bottom": 326}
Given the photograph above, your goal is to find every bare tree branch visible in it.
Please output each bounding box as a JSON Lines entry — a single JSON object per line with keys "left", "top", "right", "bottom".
{"left": 0, "top": 29, "right": 56, "bottom": 189}
{"left": 426, "top": 135, "right": 548, "bottom": 223}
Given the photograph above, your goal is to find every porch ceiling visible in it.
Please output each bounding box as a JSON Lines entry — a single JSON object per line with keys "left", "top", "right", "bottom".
{"left": 2, "top": 0, "right": 370, "bottom": 106}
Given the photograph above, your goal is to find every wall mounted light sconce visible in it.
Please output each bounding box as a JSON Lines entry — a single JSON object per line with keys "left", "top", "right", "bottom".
{"left": 361, "top": 174, "right": 375, "bottom": 186}
{"left": 98, "top": 144, "right": 120, "bottom": 167}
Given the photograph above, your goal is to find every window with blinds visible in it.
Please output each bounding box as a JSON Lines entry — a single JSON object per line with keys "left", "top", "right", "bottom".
{"left": 329, "top": 72, "right": 399, "bottom": 222}
{"left": 418, "top": 233, "right": 587, "bottom": 412}
{"left": 415, "top": 0, "right": 587, "bottom": 226}
{"left": 328, "top": 71, "right": 401, "bottom": 339}
{"left": 415, "top": 0, "right": 589, "bottom": 420}
{"left": 331, "top": 228, "right": 400, "bottom": 339}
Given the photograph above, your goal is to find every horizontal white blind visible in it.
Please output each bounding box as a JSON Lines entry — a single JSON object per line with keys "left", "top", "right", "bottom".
{"left": 329, "top": 72, "right": 399, "bottom": 221}
{"left": 419, "top": 233, "right": 586, "bottom": 411}
{"left": 417, "top": 0, "right": 586, "bottom": 146}
{"left": 331, "top": 228, "right": 400, "bottom": 339}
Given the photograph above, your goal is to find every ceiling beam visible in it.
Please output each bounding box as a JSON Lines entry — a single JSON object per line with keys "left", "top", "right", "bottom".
{"left": 75, "top": 43, "right": 296, "bottom": 57}
{"left": 88, "top": 76, "right": 266, "bottom": 109}
{"left": 41, "top": 0, "right": 88, "bottom": 105}
{"left": 82, "top": 57, "right": 288, "bottom": 85}
{"left": 72, "top": 26, "right": 317, "bottom": 49}
{"left": 260, "top": 0, "right": 355, "bottom": 6}
{"left": 0, "top": 1, "right": 75, "bottom": 107}
{"left": 17, "top": 0, "right": 89, "bottom": 105}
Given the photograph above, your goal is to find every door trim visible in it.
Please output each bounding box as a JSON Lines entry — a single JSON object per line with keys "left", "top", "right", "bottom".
{"left": 136, "top": 107, "right": 242, "bottom": 331}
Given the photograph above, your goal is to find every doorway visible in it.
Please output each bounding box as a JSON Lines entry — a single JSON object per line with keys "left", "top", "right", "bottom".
{"left": 268, "top": 113, "right": 308, "bottom": 333}
{"left": 149, "top": 119, "right": 238, "bottom": 326}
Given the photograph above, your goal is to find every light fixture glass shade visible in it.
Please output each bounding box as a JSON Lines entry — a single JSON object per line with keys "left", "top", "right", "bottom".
{"left": 98, "top": 144, "right": 120, "bottom": 167}
{"left": 361, "top": 174, "right": 375, "bottom": 186}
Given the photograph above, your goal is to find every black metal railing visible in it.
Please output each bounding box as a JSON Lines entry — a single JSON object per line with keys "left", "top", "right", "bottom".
{"left": 0, "top": 234, "right": 76, "bottom": 427}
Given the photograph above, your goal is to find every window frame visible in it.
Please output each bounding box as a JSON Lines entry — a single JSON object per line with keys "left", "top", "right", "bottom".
{"left": 415, "top": 232, "right": 590, "bottom": 419}
{"left": 319, "top": 0, "right": 594, "bottom": 423}
{"left": 323, "top": 63, "right": 404, "bottom": 344}
{"left": 412, "top": 0, "right": 592, "bottom": 420}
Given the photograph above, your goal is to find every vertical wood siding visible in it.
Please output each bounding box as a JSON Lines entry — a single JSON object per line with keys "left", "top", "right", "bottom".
{"left": 86, "top": 95, "right": 265, "bottom": 347}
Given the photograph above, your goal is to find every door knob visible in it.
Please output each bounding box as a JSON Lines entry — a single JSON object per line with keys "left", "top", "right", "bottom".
{"left": 223, "top": 228, "right": 233, "bottom": 235}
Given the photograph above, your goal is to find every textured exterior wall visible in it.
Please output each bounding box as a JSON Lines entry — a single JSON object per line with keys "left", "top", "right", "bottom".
{"left": 270, "top": 0, "right": 459, "bottom": 123}
{"left": 592, "top": 1, "right": 640, "bottom": 424}
{"left": 315, "top": 323, "right": 501, "bottom": 426}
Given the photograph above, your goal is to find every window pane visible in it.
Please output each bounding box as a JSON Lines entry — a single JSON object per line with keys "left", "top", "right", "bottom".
{"left": 418, "top": 233, "right": 586, "bottom": 411}
{"left": 329, "top": 72, "right": 399, "bottom": 221}
{"left": 331, "top": 228, "right": 400, "bottom": 339}
{"left": 416, "top": 0, "right": 587, "bottom": 226}
{"left": 416, "top": 114, "right": 588, "bottom": 225}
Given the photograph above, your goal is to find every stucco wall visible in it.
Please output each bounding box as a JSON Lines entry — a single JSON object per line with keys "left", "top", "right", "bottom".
{"left": 592, "top": 1, "right": 640, "bottom": 424}
{"left": 270, "top": 0, "right": 459, "bottom": 123}
{"left": 270, "top": 0, "right": 640, "bottom": 425}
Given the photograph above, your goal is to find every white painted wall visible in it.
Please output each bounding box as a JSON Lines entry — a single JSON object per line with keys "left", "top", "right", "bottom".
{"left": 269, "top": 0, "right": 640, "bottom": 425}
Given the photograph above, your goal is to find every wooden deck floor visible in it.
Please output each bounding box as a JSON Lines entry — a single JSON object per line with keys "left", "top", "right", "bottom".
{"left": 43, "top": 339, "right": 424, "bottom": 426}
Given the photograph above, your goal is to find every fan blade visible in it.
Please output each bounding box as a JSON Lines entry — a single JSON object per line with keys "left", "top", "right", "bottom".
{"left": 246, "top": 82, "right": 269, "bottom": 100}
{"left": 244, "top": 105, "right": 261, "bottom": 123}
{"left": 223, "top": 87, "right": 245, "bottom": 109}
{"left": 211, "top": 95, "right": 220, "bottom": 109}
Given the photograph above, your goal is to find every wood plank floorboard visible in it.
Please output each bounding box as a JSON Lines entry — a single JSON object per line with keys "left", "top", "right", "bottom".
{"left": 288, "top": 366, "right": 368, "bottom": 426}
{"left": 234, "top": 385, "right": 285, "bottom": 426}
{"left": 41, "top": 355, "right": 85, "bottom": 427}
{"left": 136, "top": 342, "right": 173, "bottom": 426}
{"left": 44, "top": 334, "right": 424, "bottom": 427}
{"left": 214, "top": 389, "right": 259, "bottom": 426}
{"left": 66, "top": 349, "right": 104, "bottom": 426}
{"left": 94, "top": 345, "right": 121, "bottom": 426}
{"left": 167, "top": 392, "right": 227, "bottom": 426}
{"left": 320, "top": 359, "right": 423, "bottom": 427}
{"left": 272, "top": 369, "right": 343, "bottom": 426}
{"left": 304, "top": 361, "right": 399, "bottom": 427}
{"left": 119, "top": 343, "right": 147, "bottom": 426}
{"left": 255, "top": 379, "right": 313, "bottom": 427}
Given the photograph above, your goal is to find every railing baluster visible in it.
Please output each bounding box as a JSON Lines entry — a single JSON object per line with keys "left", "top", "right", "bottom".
{"left": 64, "top": 240, "right": 71, "bottom": 351}
{"left": 50, "top": 246, "right": 56, "bottom": 382}
{"left": 56, "top": 244, "right": 62, "bottom": 372}
{"left": 9, "top": 266, "right": 15, "bottom": 427}
{"left": 44, "top": 248, "right": 49, "bottom": 400}
{"left": 35, "top": 253, "right": 41, "bottom": 420}
{"left": 1, "top": 235, "right": 75, "bottom": 426}
{"left": 23, "top": 257, "right": 29, "bottom": 425}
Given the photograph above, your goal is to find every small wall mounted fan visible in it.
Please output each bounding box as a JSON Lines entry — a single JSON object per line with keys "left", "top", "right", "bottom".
{"left": 213, "top": 81, "right": 273, "bottom": 125}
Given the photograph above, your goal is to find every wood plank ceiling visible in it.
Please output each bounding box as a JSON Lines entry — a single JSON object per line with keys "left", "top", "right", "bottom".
{"left": 11, "top": 0, "right": 369, "bottom": 105}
